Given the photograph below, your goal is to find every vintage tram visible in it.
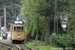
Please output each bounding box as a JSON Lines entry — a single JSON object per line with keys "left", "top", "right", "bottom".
{"left": 10, "top": 20, "right": 25, "bottom": 43}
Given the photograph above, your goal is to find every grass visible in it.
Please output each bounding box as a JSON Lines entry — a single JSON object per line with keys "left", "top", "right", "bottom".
{"left": 12, "top": 47, "right": 19, "bottom": 50}
{"left": 21, "top": 45, "right": 30, "bottom": 50}
{"left": 25, "top": 40, "right": 45, "bottom": 48}
{"left": 35, "top": 46, "right": 63, "bottom": 50}
{"left": 0, "top": 39, "right": 63, "bottom": 50}
{"left": 25, "top": 40, "right": 63, "bottom": 50}
{"left": 0, "top": 39, "right": 10, "bottom": 44}
{"left": 0, "top": 39, "right": 31, "bottom": 50}
{"left": 0, "top": 46, "right": 9, "bottom": 50}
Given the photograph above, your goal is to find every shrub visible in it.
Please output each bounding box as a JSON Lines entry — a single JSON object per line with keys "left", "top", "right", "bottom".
{"left": 57, "top": 34, "right": 67, "bottom": 46}
{"left": 49, "top": 33, "right": 57, "bottom": 45}
{"left": 67, "top": 34, "right": 75, "bottom": 48}
{"left": 56, "top": 34, "right": 71, "bottom": 50}
{"left": 49, "top": 33, "right": 70, "bottom": 50}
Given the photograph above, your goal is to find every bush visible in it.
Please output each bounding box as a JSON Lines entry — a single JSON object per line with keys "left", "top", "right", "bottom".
{"left": 57, "top": 34, "right": 68, "bottom": 47}
{"left": 49, "top": 33, "right": 70, "bottom": 50}
{"left": 67, "top": 34, "right": 75, "bottom": 48}
{"left": 49, "top": 33, "right": 57, "bottom": 45}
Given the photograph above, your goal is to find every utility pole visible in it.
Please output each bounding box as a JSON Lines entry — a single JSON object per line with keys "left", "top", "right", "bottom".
{"left": 0, "top": 16, "right": 1, "bottom": 36}
{"left": 4, "top": 5, "right": 6, "bottom": 35}
{"left": 54, "top": 0, "right": 58, "bottom": 44}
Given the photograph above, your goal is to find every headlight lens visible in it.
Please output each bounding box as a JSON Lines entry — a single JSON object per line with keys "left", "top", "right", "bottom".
{"left": 18, "top": 36, "right": 20, "bottom": 38}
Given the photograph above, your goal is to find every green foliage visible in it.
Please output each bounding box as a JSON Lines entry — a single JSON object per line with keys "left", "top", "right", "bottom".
{"left": 27, "top": 21, "right": 37, "bottom": 38}
{"left": 21, "top": 0, "right": 47, "bottom": 39}
{"left": 39, "top": 17, "right": 46, "bottom": 41}
{"left": 0, "top": 0, "right": 20, "bottom": 20}
{"left": 31, "top": 24, "right": 37, "bottom": 37}
{"left": 25, "top": 40, "right": 63, "bottom": 50}
{"left": 27, "top": 21, "right": 34, "bottom": 34}
{"left": 51, "top": 19, "right": 64, "bottom": 34}
{"left": 49, "top": 33, "right": 70, "bottom": 48}
{"left": 49, "top": 33, "right": 57, "bottom": 45}
{"left": 58, "top": 0, "right": 71, "bottom": 13}
{"left": 25, "top": 40, "right": 46, "bottom": 48}
{"left": 67, "top": 0, "right": 75, "bottom": 48}
{"left": 36, "top": 46, "right": 63, "bottom": 50}
{"left": 21, "top": 0, "right": 69, "bottom": 43}
{"left": 56, "top": 34, "right": 70, "bottom": 47}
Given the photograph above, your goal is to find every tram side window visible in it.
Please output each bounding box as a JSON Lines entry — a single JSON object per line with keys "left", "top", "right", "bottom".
{"left": 17, "top": 27, "right": 21, "bottom": 31}
{"left": 22, "top": 27, "right": 23, "bottom": 31}
{"left": 14, "top": 27, "right": 16, "bottom": 31}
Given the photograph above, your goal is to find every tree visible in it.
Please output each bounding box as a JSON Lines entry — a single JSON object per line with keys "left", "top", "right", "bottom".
{"left": 67, "top": 0, "right": 75, "bottom": 48}
{"left": 21, "top": 0, "right": 41, "bottom": 40}
{"left": 0, "top": 0, "right": 21, "bottom": 29}
{"left": 21, "top": 0, "right": 54, "bottom": 43}
{"left": 21, "top": 0, "right": 70, "bottom": 44}
{"left": 0, "top": 0, "right": 21, "bottom": 20}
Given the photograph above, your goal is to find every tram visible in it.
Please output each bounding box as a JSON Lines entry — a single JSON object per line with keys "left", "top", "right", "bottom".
{"left": 10, "top": 20, "right": 25, "bottom": 43}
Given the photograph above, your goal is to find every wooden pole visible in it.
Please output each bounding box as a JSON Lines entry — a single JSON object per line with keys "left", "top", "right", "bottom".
{"left": 4, "top": 5, "right": 6, "bottom": 35}
{"left": 54, "top": 0, "right": 58, "bottom": 44}
{"left": 0, "top": 16, "right": 1, "bottom": 36}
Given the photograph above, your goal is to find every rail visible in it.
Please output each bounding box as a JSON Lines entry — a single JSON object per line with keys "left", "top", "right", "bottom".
{"left": 0, "top": 42, "right": 34, "bottom": 50}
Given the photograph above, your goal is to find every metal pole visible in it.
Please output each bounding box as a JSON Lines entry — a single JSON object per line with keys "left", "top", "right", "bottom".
{"left": 4, "top": 5, "right": 6, "bottom": 35}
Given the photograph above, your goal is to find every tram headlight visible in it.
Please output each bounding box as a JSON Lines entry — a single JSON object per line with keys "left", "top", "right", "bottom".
{"left": 18, "top": 36, "right": 20, "bottom": 38}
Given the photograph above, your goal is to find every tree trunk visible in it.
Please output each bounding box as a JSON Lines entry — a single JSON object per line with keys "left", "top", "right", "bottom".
{"left": 35, "top": 17, "right": 39, "bottom": 40}
{"left": 45, "top": 20, "right": 50, "bottom": 43}
{"left": 35, "top": 23, "right": 39, "bottom": 40}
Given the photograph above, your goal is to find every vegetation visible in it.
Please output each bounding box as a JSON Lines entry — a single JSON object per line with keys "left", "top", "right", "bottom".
{"left": 25, "top": 40, "right": 63, "bottom": 50}
{"left": 0, "top": 46, "right": 8, "bottom": 50}
{"left": 20, "top": 0, "right": 68, "bottom": 43}
{"left": 0, "top": 39, "right": 9, "bottom": 44}
{"left": 0, "top": 0, "right": 75, "bottom": 50}
{"left": 67, "top": 0, "right": 75, "bottom": 48}
{"left": 0, "top": 0, "right": 21, "bottom": 22}
{"left": 50, "top": 33, "right": 67, "bottom": 50}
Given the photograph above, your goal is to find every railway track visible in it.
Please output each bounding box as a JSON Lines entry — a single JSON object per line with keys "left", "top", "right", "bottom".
{"left": 14, "top": 43, "right": 34, "bottom": 50}
{"left": 0, "top": 42, "right": 13, "bottom": 50}
{"left": 0, "top": 42, "right": 33, "bottom": 50}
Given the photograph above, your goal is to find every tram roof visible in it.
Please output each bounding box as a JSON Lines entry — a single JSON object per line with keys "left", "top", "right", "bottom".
{"left": 11, "top": 20, "right": 25, "bottom": 24}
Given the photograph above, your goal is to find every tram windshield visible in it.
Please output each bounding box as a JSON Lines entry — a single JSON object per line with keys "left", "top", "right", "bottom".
{"left": 17, "top": 27, "right": 21, "bottom": 31}
{"left": 22, "top": 27, "right": 23, "bottom": 31}
{"left": 14, "top": 27, "right": 16, "bottom": 31}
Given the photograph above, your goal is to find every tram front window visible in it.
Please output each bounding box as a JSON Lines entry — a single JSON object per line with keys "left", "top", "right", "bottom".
{"left": 22, "top": 27, "right": 23, "bottom": 31}
{"left": 14, "top": 27, "right": 16, "bottom": 31}
{"left": 17, "top": 27, "right": 21, "bottom": 31}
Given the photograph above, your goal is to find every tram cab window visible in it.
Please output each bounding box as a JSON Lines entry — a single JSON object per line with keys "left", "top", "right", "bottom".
{"left": 14, "top": 27, "right": 16, "bottom": 31}
{"left": 17, "top": 27, "right": 21, "bottom": 31}
{"left": 22, "top": 27, "right": 23, "bottom": 31}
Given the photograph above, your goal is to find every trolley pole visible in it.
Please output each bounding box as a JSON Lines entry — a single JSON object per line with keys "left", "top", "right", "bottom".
{"left": 4, "top": 5, "right": 6, "bottom": 35}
